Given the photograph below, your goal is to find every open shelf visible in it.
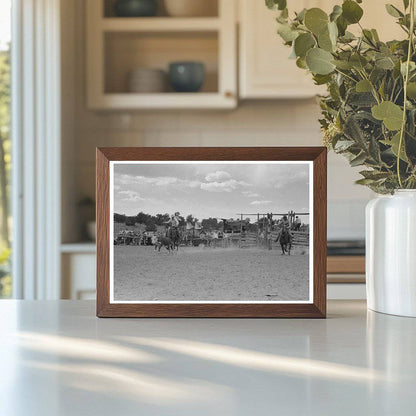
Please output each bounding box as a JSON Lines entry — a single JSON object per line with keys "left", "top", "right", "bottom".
{"left": 101, "top": 17, "right": 221, "bottom": 32}
{"left": 86, "top": 0, "right": 237, "bottom": 109}
{"left": 104, "top": 31, "right": 219, "bottom": 94}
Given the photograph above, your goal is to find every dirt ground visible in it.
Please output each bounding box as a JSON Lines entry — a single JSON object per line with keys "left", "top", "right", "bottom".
{"left": 113, "top": 245, "right": 310, "bottom": 302}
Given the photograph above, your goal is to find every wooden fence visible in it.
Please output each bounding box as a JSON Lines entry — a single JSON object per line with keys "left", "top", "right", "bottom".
{"left": 239, "top": 231, "right": 309, "bottom": 249}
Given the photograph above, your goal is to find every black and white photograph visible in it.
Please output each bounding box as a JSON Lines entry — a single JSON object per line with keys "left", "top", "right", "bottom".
{"left": 110, "top": 161, "right": 313, "bottom": 303}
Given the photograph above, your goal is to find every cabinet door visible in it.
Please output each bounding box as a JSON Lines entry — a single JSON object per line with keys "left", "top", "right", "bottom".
{"left": 239, "top": 0, "right": 403, "bottom": 99}
{"left": 239, "top": 0, "right": 320, "bottom": 99}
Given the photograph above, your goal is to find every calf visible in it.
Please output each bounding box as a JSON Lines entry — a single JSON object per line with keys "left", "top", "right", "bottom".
{"left": 155, "top": 236, "right": 174, "bottom": 253}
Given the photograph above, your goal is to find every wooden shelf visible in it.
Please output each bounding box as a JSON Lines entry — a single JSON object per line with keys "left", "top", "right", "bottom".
{"left": 89, "top": 92, "right": 235, "bottom": 110}
{"left": 327, "top": 256, "right": 365, "bottom": 274}
{"left": 61, "top": 243, "right": 96, "bottom": 254}
{"left": 101, "top": 17, "right": 221, "bottom": 32}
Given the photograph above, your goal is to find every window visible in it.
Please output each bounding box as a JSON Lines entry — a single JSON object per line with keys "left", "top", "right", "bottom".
{"left": 0, "top": 0, "right": 11, "bottom": 298}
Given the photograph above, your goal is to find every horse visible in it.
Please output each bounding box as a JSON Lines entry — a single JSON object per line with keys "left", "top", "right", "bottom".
{"left": 167, "top": 227, "right": 181, "bottom": 251}
{"left": 154, "top": 236, "right": 174, "bottom": 253}
{"left": 276, "top": 229, "right": 292, "bottom": 255}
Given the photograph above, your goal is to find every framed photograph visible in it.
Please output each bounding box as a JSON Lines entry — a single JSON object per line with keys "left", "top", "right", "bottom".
{"left": 96, "top": 147, "right": 327, "bottom": 318}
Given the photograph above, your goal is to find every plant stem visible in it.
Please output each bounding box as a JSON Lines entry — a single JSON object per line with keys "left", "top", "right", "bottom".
{"left": 334, "top": 68, "right": 357, "bottom": 83}
{"left": 397, "top": 0, "right": 415, "bottom": 188}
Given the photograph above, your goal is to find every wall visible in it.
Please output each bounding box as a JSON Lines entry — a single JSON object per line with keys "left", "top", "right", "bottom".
{"left": 62, "top": 0, "right": 374, "bottom": 243}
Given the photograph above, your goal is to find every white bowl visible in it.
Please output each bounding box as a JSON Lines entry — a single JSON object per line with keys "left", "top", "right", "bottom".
{"left": 127, "top": 68, "right": 167, "bottom": 93}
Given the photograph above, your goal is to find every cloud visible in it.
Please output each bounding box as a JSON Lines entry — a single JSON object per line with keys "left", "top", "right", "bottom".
{"left": 115, "top": 172, "right": 251, "bottom": 194}
{"left": 201, "top": 179, "right": 251, "bottom": 193}
{"left": 115, "top": 174, "right": 201, "bottom": 189}
{"left": 205, "top": 171, "right": 231, "bottom": 182}
{"left": 242, "top": 191, "right": 260, "bottom": 198}
{"left": 274, "top": 170, "right": 309, "bottom": 189}
{"left": 118, "top": 190, "right": 146, "bottom": 202}
{"left": 250, "top": 200, "right": 273, "bottom": 205}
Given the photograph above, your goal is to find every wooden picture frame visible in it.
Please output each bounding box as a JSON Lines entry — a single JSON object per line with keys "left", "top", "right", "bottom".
{"left": 96, "top": 147, "right": 327, "bottom": 318}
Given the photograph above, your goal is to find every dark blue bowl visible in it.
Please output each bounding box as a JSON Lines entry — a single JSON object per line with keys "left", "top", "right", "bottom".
{"left": 169, "top": 62, "right": 205, "bottom": 93}
{"left": 114, "top": 0, "right": 158, "bottom": 17}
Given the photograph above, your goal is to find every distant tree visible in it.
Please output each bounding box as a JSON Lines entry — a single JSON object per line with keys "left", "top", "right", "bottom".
{"left": 201, "top": 217, "right": 219, "bottom": 230}
{"left": 136, "top": 212, "right": 149, "bottom": 225}
{"left": 114, "top": 213, "right": 126, "bottom": 223}
{"left": 125, "top": 216, "right": 137, "bottom": 226}
{"left": 155, "top": 213, "right": 170, "bottom": 225}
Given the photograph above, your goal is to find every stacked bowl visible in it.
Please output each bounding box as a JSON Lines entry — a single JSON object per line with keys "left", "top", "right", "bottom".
{"left": 127, "top": 68, "right": 167, "bottom": 93}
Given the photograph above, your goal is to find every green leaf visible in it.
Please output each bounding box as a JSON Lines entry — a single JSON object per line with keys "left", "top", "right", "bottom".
{"left": 375, "top": 56, "right": 395, "bottom": 70}
{"left": 381, "top": 132, "right": 409, "bottom": 162}
{"left": 304, "top": 8, "right": 329, "bottom": 35}
{"left": 385, "top": 4, "right": 403, "bottom": 18}
{"left": 334, "top": 139, "right": 355, "bottom": 152}
{"left": 313, "top": 74, "right": 332, "bottom": 85}
{"left": 277, "top": 23, "right": 299, "bottom": 42}
{"left": 330, "top": 5, "right": 343, "bottom": 22}
{"left": 295, "top": 8, "right": 307, "bottom": 22}
{"left": 356, "top": 178, "right": 376, "bottom": 185}
{"left": 342, "top": 0, "right": 363, "bottom": 24}
{"left": 296, "top": 57, "right": 307, "bottom": 69}
{"left": 294, "top": 33, "right": 315, "bottom": 57}
{"left": 360, "top": 170, "right": 391, "bottom": 180}
{"left": 372, "top": 101, "right": 403, "bottom": 130}
{"left": 356, "top": 79, "right": 372, "bottom": 93}
{"left": 401, "top": 61, "right": 416, "bottom": 76}
{"left": 371, "top": 29, "right": 380, "bottom": 42}
{"left": 350, "top": 152, "right": 368, "bottom": 167}
{"left": 306, "top": 48, "right": 335, "bottom": 75}
{"left": 369, "top": 137, "right": 381, "bottom": 162}
{"left": 266, "top": 0, "right": 287, "bottom": 11}
{"left": 407, "top": 82, "right": 416, "bottom": 99}
{"left": 340, "top": 31, "right": 356, "bottom": 42}
{"left": 350, "top": 53, "right": 368, "bottom": 69}
{"left": 336, "top": 15, "right": 348, "bottom": 36}
{"left": 333, "top": 59, "right": 353, "bottom": 70}
{"left": 318, "top": 32, "right": 333, "bottom": 52}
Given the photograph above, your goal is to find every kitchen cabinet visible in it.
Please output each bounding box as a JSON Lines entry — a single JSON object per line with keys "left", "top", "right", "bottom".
{"left": 238, "top": 0, "right": 404, "bottom": 99}
{"left": 86, "top": 0, "right": 237, "bottom": 109}
{"left": 239, "top": 0, "right": 324, "bottom": 99}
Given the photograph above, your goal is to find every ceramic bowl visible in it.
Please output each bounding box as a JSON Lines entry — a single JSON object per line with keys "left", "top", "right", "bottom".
{"left": 127, "top": 68, "right": 167, "bottom": 93}
{"left": 114, "top": 0, "right": 158, "bottom": 17}
{"left": 168, "top": 62, "right": 205, "bottom": 93}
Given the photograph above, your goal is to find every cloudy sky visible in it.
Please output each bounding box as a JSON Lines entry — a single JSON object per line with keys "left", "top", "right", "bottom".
{"left": 113, "top": 162, "right": 311, "bottom": 221}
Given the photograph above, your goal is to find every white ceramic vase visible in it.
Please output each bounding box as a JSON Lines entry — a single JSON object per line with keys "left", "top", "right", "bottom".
{"left": 366, "top": 190, "right": 416, "bottom": 317}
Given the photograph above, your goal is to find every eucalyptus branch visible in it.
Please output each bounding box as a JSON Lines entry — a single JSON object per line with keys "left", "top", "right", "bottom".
{"left": 397, "top": 0, "right": 415, "bottom": 188}
{"left": 334, "top": 68, "right": 358, "bottom": 83}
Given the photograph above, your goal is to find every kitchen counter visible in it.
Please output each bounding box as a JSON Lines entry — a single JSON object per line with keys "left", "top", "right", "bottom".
{"left": 0, "top": 300, "right": 415, "bottom": 415}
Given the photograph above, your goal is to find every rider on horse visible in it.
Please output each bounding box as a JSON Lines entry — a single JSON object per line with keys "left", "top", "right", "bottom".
{"left": 275, "top": 215, "right": 292, "bottom": 242}
{"left": 275, "top": 215, "right": 293, "bottom": 254}
{"left": 164, "top": 212, "right": 181, "bottom": 248}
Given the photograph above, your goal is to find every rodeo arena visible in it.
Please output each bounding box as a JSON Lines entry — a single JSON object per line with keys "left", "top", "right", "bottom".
{"left": 113, "top": 211, "right": 310, "bottom": 302}
{"left": 114, "top": 211, "right": 309, "bottom": 254}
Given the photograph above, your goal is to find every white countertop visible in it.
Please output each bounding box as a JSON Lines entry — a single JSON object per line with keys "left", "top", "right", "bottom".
{"left": 0, "top": 300, "right": 415, "bottom": 415}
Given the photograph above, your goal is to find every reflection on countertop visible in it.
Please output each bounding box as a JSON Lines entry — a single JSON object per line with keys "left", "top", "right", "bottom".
{"left": 0, "top": 300, "right": 415, "bottom": 415}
